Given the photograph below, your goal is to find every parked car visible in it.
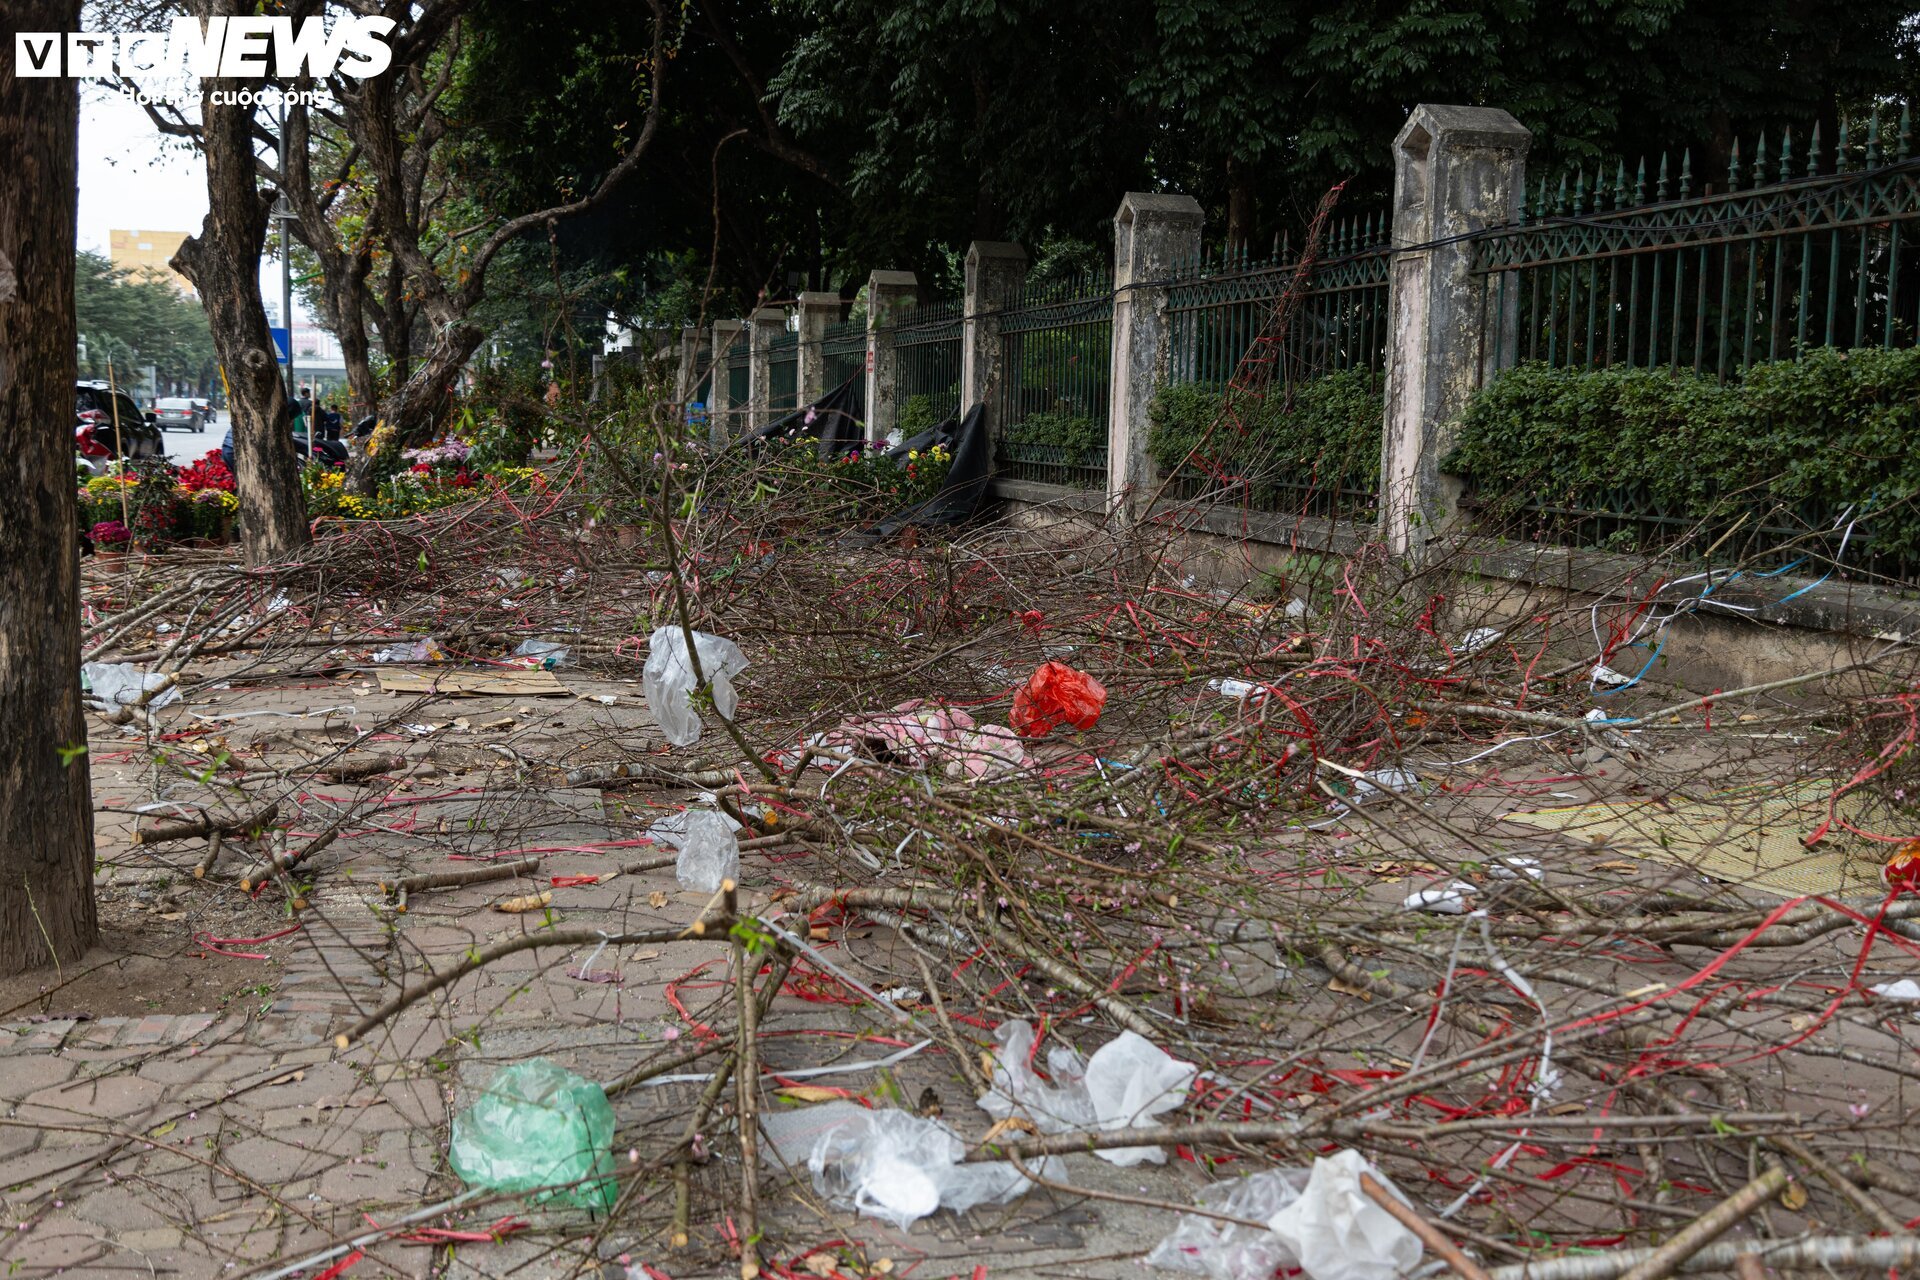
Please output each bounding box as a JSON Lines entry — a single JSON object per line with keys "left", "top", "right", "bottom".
{"left": 74, "top": 381, "right": 164, "bottom": 473}
{"left": 153, "top": 397, "right": 207, "bottom": 431}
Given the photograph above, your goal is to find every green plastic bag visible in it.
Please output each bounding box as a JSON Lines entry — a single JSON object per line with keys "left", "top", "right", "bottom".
{"left": 449, "top": 1059, "right": 617, "bottom": 1211}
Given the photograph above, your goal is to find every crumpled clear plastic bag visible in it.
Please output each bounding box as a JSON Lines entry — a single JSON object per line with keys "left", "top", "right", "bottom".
{"left": 674, "top": 809, "right": 740, "bottom": 892}
{"left": 978, "top": 1019, "right": 1096, "bottom": 1136}
{"left": 511, "top": 639, "right": 573, "bottom": 668}
{"left": 81, "top": 662, "right": 181, "bottom": 711}
{"left": 1267, "top": 1150, "right": 1423, "bottom": 1280}
{"left": 371, "top": 637, "right": 446, "bottom": 664}
{"left": 978, "top": 1020, "right": 1195, "bottom": 1166}
{"left": 1146, "top": 1167, "right": 1310, "bottom": 1279}
{"left": 448, "top": 1059, "right": 616, "bottom": 1211}
{"left": 760, "top": 1101, "right": 1046, "bottom": 1230}
{"left": 642, "top": 625, "right": 749, "bottom": 747}
{"left": 1010, "top": 661, "right": 1108, "bottom": 738}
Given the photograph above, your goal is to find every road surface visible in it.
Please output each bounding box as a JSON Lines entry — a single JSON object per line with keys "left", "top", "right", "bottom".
{"left": 160, "top": 409, "right": 229, "bottom": 465}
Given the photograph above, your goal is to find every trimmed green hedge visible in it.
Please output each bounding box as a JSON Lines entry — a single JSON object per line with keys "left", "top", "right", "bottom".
{"left": 1146, "top": 369, "right": 1384, "bottom": 488}
{"left": 1443, "top": 348, "right": 1920, "bottom": 562}
{"left": 1002, "top": 409, "right": 1106, "bottom": 464}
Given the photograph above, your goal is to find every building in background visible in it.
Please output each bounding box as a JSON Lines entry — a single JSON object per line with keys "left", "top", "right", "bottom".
{"left": 109, "top": 228, "right": 194, "bottom": 296}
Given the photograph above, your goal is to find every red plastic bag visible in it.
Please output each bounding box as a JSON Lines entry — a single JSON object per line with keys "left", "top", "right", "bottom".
{"left": 1011, "top": 661, "right": 1108, "bottom": 739}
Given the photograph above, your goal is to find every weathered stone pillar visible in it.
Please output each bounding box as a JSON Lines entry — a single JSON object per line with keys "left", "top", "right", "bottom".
{"left": 795, "top": 291, "right": 840, "bottom": 404}
{"left": 865, "top": 270, "right": 918, "bottom": 441}
{"left": 1380, "top": 104, "right": 1529, "bottom": 560}
{"left": 960, "top": 241, "right": 1028, "bottom": 433}
{"left": 1109, "top": 192, "right": 1203, "bottom": 510}
{"left": 708, "top": 319, "right": 744, "bottom": 446}
{"left": 747, "top": 305, "right": 786, "bottom": 432}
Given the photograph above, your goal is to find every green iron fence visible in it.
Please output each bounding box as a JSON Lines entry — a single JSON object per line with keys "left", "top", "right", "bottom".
{"left": 1465, "top": 108, "right": 1920, "bottom": 572}
{"left": 822, "top": 318, "right": 866, "bottom": 392}
{"left": 994, "top": 272, "right": 1113, "bottom": 488}
{"left": 1473, "top": 112, "right": 1919, "bottom": 378}
{"left": 891, "top": 298, "right": 962, "bottom": 424}
{"left": 768, "top": 329, "right": 798, "bottom": 416}
{"left": 1160, "top": 217, "right": 1391, "bottom": 518}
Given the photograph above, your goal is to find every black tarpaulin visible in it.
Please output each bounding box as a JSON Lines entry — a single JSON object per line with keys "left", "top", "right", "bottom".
{"left": 731, "top": 374, "right": 867, "bottom": 460}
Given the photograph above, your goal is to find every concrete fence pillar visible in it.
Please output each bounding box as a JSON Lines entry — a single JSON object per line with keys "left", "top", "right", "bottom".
{"left": 747, "top": 305, "right": 786, "bottom": 432}
{"left": 865, "top": 270, "right": 918, "bottom": 440}
{"left": 708, "top": 319, "right": 743, "bottom": 446}
{"left": 796, "top": 291, "right": 840, "bottom": 404}
{"left": 961, "top": 241, "right": 1028, "bottom": 433}
{"left": 1379, "top": 104, "right": 1529, "bottom": 560}
{"left": 1109, "top": 192, "right": 1204, "bottom": 510}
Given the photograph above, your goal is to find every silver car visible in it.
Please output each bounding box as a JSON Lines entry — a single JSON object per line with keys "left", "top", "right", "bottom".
{"left": 153, "top": 397, "right": 204, "bottom": 431}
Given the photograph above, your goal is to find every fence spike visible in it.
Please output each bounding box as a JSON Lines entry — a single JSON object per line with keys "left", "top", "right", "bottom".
{"left": 1728, "top": 136, "right": 1742, "bottom": 191}
{"left": 1679, "top": 150, "right": 1692, "bottom": 199}
{"left": 1779, "top": 127, "right": 1793, "bottom": 184}
{"left": 1634, "top": 157, "right": 1647, "bottom": 203}
{"left": 1837, "top": 115, "right": 1851, "bottom": 171}
{"left": 1867, "top": 105, "right": 1882, "bottom": 166}
{"left": 1571, "top": 170, "right": 1585, "bottom": 214}
{"left": 1902, "top": 104, "right": 1913, "bottom": 161}
{"left": 1809, "top": 121, "right": 1822, "bottom": 177}
{"left": 1753, "top": 131, "right": 1767, "bottom": 186}
{"left": 1656, "top": 153, "right": 1669, "bottom": 201}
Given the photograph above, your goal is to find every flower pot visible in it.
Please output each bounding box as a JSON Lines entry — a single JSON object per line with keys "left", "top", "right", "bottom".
{"left": 93, "top": 548, "right": 128, "bottom": 571}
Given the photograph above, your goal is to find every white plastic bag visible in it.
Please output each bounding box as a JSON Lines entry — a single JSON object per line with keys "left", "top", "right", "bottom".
{"left": 760, "top": 1101, "right": 1041, "bottom": 1230}
{"left": 1082, "top": 1031, "right": 1197, "bottom": 1165}
{"left": 81, "top": 662, "right": 181, "bottom": 711}
{"left": 978, "top": 1019, "right": 1095, "bottom": 1136}
{"left": 642, "top": 625, "right": 749, "bottom": 747}
{"left": 1266, "top": 1150, "right": 1423, "bottom": 1280}
{"left": 1401, "top": 882, "right": 1474, "bottom": 914}
{"left": 978, "top": 1020, "right": 1195, "bottom": 1166}
{"left": 1147, "top": 1168, "right": 1310, "bottom": 1279}
{"left": 674, "top": 810, "right": 740, "bottom": 892}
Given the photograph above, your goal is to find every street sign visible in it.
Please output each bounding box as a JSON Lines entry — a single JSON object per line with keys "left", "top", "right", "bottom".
{"left": 269, "top": 326, "right": 290, "bottom": 363}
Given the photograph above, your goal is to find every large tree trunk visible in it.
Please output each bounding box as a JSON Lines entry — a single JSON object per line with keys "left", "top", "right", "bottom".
{"left": 1225, "top": 155, "right": 1255, "bottom": 256}
{"left": 0, "top": 0, "right": 98, "bottom": 974}
{"left": 346, "top": 321, "right": 482, "bottom": 492}
{"left": 171, "top": 7, "right": 309, "bottom": 567}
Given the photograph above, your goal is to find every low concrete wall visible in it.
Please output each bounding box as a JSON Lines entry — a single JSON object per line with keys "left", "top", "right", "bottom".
{"left": 988, "top": 480, "right": 1920, "bottom": 694}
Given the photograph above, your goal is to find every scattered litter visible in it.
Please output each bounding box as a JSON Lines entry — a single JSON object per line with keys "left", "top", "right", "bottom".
{"left": 511, "top": 639, "right": 573, "bottom": 669}
{"left": 674, "top": 810, "right": 740, "bottom": 892}
{"left": 1591, "top": 663, "right": 1634, "bottom": 687}
{"left": 812, "top": 701, "right": 1031, "bottom": 780}
{"left": 1011, "top": 661, "right": 1108, "bottom": 738}
{"left": 1402, "top": 882, "right": 1474, "bottom": 914}
{"left": 1453, "top": 627, "right": 1503, "bottom": 656}
{"left": 448, "top": 1059, "right": 616, "bottom": 1210}
{"left": 642, "top": 625, "right": 749, "bottom": 747}
{"left": 1488, "top": 856, "right": 1544, "bottom": 882}
{"left": 1870, "top": 979, "right": 1920, "bottom": 1000}
{"left": 1208, "top": 678, "right": 1268, "bottom": 703}
{"left": 979, "top": 1019, "right": 1196, "bottom": 1166}
{"left": 1268, "top": 1150, "right": 1422, "bottom": 1280}
{"left": 1351, "top": 767, "right": 1420, "bottom": 801}
{"left": 373, "top": 637, "right": 447, "bottom": 663}
{"left": 645, "top": 807, "right": 743, "bottom": 850}
{"left": 81, "top": 662, "right": 181, "bottom": 713}
{"left": 1147, "top": 1167, "right": 1310, "bottom": 1279}
{"left": 760, "top": 1101, "right": 1044, "bottom": 1230}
